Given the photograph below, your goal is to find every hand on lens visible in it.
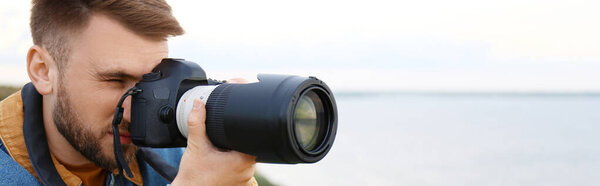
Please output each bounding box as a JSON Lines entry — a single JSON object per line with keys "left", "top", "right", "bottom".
{"left": 172, "top": 78, "right": 256, "bottom": 186}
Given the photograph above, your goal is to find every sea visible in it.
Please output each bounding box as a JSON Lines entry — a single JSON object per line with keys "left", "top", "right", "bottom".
{"left": 257, "top": 92, "right": 600, "bottom": 186}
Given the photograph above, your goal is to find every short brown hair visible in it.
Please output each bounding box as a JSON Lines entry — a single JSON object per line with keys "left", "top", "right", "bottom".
{"left": 30, "top": 0, "right": 184, "bottom": 69}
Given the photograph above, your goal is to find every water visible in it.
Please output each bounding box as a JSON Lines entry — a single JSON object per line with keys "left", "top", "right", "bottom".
{"left": 257, "top": 93, "right": 600, "bottom": 186}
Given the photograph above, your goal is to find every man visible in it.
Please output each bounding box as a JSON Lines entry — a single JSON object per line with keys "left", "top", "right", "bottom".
{"left": 0, "top": 0, "right": 257, "bottom": 185}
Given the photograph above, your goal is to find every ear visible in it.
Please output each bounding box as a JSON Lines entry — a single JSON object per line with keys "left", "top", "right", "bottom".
{"left": 27, "top": 45, "right": 57, "bottom": 95}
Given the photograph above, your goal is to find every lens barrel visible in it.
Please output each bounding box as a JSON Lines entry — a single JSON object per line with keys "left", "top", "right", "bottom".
{"left": 181, "top": 74, "right": 337, "bottom": 163}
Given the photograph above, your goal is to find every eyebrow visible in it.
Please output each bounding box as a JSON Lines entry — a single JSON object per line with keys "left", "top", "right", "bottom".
{"left": 95, "top": 70, "right": 139, "bottom": 81}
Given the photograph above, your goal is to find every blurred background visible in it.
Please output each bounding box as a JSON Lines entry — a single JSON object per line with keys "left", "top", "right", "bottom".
{"left": 2, "top": 0, "right": 600, "bottom": 185}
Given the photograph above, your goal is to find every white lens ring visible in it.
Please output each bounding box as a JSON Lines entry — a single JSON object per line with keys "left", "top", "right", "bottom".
{"left": 176, "top": 85, "right": 218, "bottom": 138}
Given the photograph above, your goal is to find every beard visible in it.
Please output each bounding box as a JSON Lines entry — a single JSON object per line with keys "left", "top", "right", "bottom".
{"left": 53, "top": 83, "right": 137, "bottom": 171}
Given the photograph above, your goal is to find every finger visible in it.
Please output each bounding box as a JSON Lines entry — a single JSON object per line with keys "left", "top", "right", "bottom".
{"left": 225, "top": 151, "right": 257, "bottom": 168}
{"left": 237, "top": 162, "right": 256, "bottom": 185}
{"left": 186, "top": 99, "right": 214, "bottom": 153}
{"left": 234, "top": 167, "right": 257, "bottom": 186}
{"left": 246, "top": 177, "right": 258, "bottom": 186}
{"left": 227, "top": 77, "right": 251, "bottom": 84}
{"left": 242, "top": 164, "right": 256, "bottom": 180}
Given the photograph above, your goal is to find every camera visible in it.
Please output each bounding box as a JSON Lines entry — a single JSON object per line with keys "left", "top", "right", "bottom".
{"left": 129, "top": 58, "right": 338, "bottom": 163}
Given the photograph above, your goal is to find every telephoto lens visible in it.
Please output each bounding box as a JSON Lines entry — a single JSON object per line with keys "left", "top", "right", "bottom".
{"left": 130, "top": 59, "right": 337, "bottom": 164}
{"left": 176, "top": 74, "right": 337, "bottom": 163}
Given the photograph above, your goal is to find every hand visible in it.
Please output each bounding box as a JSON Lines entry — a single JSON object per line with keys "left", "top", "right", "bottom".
{"left": 172, "top": 78, "right": 256, "bottom": 186}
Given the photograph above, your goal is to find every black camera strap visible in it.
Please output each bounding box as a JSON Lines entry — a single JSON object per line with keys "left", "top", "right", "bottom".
{"left": 111, "top": 87, "right": 142, "bottom": 179}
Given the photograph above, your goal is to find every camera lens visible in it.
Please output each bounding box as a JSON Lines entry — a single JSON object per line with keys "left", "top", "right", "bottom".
{"left": 294, "top": 90, "right": 326, "bottom": 151}
{"left": 172, "top": 73, "right": 336, "bottom": 163}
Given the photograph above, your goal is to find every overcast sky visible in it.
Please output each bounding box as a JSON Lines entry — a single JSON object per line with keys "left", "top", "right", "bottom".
{"left": 2, "top": 0, "right": 600, "bottom": 92}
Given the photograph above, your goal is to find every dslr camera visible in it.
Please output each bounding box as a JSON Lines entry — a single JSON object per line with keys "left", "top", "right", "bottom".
{"left": 129, "top": 58, "right": 338, "bottom": 163}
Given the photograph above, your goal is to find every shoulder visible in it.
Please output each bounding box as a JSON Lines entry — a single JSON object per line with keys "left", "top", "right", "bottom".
{"left": 0, "top": 141, "right": 41, "bottom": 185}
{"left": 0, "top": 91, "right": 39, "bottom": 184}
{"left": 139, "top": 147, "right": 185, "bottom": 185}
{"left": 151, "top": 147, "right": 185, "bottom": 165}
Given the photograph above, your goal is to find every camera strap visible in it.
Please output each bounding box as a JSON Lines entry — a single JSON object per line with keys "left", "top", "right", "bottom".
{"left": 111, "top": 87, "right": 142, "bottom": 178}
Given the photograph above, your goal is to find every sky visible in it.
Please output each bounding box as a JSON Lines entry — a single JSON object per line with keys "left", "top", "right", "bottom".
{"left": 1, "top": 0, "right": 600, "bottom": 92}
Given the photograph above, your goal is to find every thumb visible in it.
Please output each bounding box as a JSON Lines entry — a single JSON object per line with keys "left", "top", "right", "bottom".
{"left": 186, "top": 99, "right": 213, "bottom": 153}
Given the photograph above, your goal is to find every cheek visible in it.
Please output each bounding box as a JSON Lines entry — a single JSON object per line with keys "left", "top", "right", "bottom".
{"left": 66, "top": 81, "right": 124, "bottom": 131}
{"left": 99, "top": 134, "right": 114, "bottom": 148}
{"left": 96, "top": 135, "right": 117, "bottom": 159}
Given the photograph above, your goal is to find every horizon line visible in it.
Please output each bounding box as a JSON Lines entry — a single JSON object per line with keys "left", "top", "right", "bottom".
{"left": 335, "top": 90, "right": 600, "bottom": 97}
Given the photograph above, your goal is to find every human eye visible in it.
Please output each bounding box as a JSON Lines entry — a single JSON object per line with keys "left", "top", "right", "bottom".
{"left": 101, "top": 78, "right": 127, "bottom": 89}
{"left": 104, "top": 78, "right": 124, "bottom": 83}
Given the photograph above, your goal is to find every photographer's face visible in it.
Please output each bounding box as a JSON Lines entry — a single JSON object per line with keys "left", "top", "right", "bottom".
{"left": 54, "top": 14, "right": 167, "bottom": 170}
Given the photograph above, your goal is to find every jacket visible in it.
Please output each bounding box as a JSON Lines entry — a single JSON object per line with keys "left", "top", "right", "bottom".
{"left": 0, "top": 83, "right": 184, "bottom": 185}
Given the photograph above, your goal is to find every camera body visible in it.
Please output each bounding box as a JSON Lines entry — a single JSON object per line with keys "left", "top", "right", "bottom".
{"left": 130, "top": 58, "right": 215, "bottom": 147}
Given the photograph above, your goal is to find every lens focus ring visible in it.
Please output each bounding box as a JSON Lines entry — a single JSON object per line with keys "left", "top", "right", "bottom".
{"left": 205, "top": 84, "right": 233, "bottom": 148}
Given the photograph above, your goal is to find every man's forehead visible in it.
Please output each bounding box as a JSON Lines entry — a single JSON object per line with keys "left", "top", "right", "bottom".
{"left": 68, "top": 13, "right": 169, "bottom": 79}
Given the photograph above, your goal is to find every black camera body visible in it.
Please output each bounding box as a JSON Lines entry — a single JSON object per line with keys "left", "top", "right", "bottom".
{"left": 130, "top": 58, "right": 213, "bottom": 147}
